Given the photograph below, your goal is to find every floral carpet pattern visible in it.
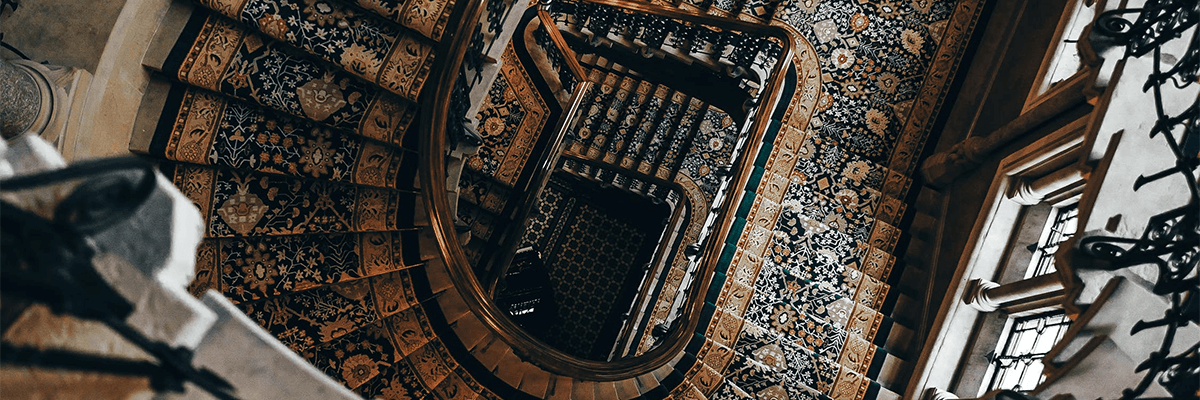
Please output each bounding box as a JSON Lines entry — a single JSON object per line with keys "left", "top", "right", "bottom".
{"left": 139, "top": 0, "right": 469, "bottom": 396}
{"left": 466, "top": 43, "right": 551, "bottom": 187}
{"left": 135, "top": 0, "right": 983, "bottom": 397}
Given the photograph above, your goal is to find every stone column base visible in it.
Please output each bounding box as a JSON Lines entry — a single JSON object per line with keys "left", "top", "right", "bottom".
{"left": 8, "top": 60, "right": 93, "bottom": 152}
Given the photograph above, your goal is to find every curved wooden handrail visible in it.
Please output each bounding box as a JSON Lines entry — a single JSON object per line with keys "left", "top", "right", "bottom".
{"left": 477, "top": 8, "right": 595, "bottom": 293}
{"left": 537, "top": 7, "right": 589, "bottom": 84}
{"left": 421, "top": 0, "right": 796, "bottom": 380}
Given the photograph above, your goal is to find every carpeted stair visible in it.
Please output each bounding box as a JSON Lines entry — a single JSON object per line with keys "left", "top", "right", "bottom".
{"left": 129, "top": 0, "right": 981, "bottom": 397}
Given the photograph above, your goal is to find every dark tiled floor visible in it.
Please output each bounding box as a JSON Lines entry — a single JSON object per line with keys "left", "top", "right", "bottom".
{"left": 518, "top": 174, "right": 668, "bottom": 359}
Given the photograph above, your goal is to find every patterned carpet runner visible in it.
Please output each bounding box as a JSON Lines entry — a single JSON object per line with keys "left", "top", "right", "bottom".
{"left": 131, "top": 0, "right": 983, "bottom": 398}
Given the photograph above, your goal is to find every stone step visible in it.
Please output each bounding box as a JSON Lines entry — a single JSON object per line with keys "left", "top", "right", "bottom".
{"left": 892, "top": 261, "right": 929, "bottom": 299}
{"left": 881, "top": 320, "right": 919, "bottom": 361}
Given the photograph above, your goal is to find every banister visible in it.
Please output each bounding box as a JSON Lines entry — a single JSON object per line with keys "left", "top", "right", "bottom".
{"left": 420, "top": 0, "right": 796, "bottom": 379}
{"left": 537, "top": 7, "right": 589, "bottom": 84}
{"left": 478, "top": 7, "right": 596, "bottom": 294}
{"left": 483, "top": 82, "right": 594, "bottom": 294}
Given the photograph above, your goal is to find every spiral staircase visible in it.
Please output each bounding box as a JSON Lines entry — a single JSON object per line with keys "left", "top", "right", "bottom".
{"left": 0, "top": 0, "right": 985, "bottom": 398}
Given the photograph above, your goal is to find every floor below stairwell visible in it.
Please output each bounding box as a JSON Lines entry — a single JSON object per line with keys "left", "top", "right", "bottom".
{"left": 515, "top": 172, "right": 672, "bottom": 360}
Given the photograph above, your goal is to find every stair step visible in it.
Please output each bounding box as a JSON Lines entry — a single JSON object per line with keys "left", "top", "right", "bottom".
{"left": 587, "top": 76, "right": 642, "bottom": 159}
{"left": 893, "top": 262, "right": 929, "bottom": 298}
{"left": 874, "top": 385, "right": 903, "bottom": 400}
{"left": 195, "top": 232, "right": 423, "bottom": 304}
{"left": 167, "top": 164, "right": 420, "bottom": 238}
{"left": 518, "top": 364, "right": 554, "bottom": 398}
{"left": 138, "top": 86, "right": 416, "bottom": 189}
{"left": 735, "top": 0, "right": 779, "bottom": 22}
{"left": 913, "top": 187, "right": 946, "bottom": 217}
{"left": 546, "top": 376, "right": 574, "bottom": 400}
{"left": 882, "top": 321, "right": 918, "bottom": 360}
{"left": 909, "top": 211, "right": 940, "bottom": 241}
{"left": 873, "top": 354, "right": 912, "bottom": 393}
{"left": 195, "top": 0, "right": 438, "bottom": 102}
{"left": 568, "top": 71, "right": 622, "bottom": 155}
{"left": 620, "top": 85, "right": 673, "bottom": 169}
{"left": 636, "top": 91, "right": 690, "bottom": 175}
{"left": 190, "top": 292, "right": 362, "bottom": 400}
{"left": 764, "top": 208, "right": 895, "bottom": 293}
{"left": 901, "top": 233, "right": 933, "bottom": 264}
{"left": 887, "top": 292, "right": 922, "bottom": 328}
{"left": 602, "top": 81, "right": 656, "bottom": 164}
{"left": 458, "top": 169, "right": 515, "bottom": 215}
{"left": 571, "top": 380, "right": 597, "bottom": 400}
{"left": 159, "top": 15, "right": 417, "bottom": 144}
{"left": 301, "top": 318, "right": 397, "bottom": 390}
{"left": 791, "top": 127, "right": 913, "bottom": 197}
{"left": 595, "top": 381, "right": 620, "bottom": 400}
{"left": 655, "top": 99, "right": 709, "bottom": 180}
{"left": 234, "top": 270, "right": 417, "bottom": 351}
{"left": 456, "top": 201, "right": 502, "bottom": 243}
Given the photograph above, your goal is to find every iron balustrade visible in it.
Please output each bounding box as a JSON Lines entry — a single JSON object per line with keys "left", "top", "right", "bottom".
{"left": 1075, "top": 1, "right": 1199, "bottom": 398}
{"left": 0, "top": 157, "right": 239, "bottom": 400}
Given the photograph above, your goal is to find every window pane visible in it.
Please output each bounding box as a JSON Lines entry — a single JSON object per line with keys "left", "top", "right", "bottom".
{"left": 988, "top": 311, "right": 1073, "bottom": 393}
{"left": 1027, "top": 204, "right": 1079, "bottom": 278}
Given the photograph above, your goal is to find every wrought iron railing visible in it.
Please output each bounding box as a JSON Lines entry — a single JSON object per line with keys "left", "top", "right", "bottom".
{"left": 0, "top": 157, "right": 239, "bottom": 400}
{"left": 1075, "top": 1, "right": 1198, "bottom": 398}
{"left": 532, "top": 8, "right": 588, "bottom": 94}
{"left": 546, "top": 0, "right": 784, "bottom": 83}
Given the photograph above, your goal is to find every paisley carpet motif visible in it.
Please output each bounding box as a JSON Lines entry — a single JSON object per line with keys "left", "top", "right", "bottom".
{"left": 162, "top": 12, "right": 417, "bottom": 144}
{"left": 466, "top": 43, "right": 551, "bottom": 187}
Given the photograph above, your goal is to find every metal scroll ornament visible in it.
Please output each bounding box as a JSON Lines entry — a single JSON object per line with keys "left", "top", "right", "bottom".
{"left": 1079, "top": 0, "right": 1200, "bottom": 399}
{"left": 0, "top": 157, "right": 240, "bottom": 400}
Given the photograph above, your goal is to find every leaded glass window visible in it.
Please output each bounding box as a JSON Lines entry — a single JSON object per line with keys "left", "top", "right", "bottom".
{"left": 986, "top": 311, "right": 1073, "bottom": 393}
{"left": 1025, "top": 203, "right": 1079, "bottom": 278}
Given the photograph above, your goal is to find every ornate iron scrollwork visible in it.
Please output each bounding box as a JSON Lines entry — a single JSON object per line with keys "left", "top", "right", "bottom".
{"left": 1075, "top": 1, "right": 1199, "bottom": 398}
{"left": 0, "top": 157, "right": 240, "bottom": 400}
{"left": 448, "top": 73, "right": 483, "bottom": 149}
{"left": 533, "top": 23, "right": 581, "bottom": 93}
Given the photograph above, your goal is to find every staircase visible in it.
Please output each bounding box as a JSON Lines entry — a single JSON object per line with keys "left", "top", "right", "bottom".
{"left": 111, "top": 0, "right": 980, "bottom": 398}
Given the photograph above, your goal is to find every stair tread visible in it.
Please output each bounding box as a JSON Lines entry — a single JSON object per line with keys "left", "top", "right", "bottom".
{"left": 162, "top": 15, "right": 416, "bottom": 144}
{"left": 636, "top": 91, "right": 691, "bottom": 175}
{"left": 168, "top": 164, "right": 420, "bottom": 238}
{"left": 620, "top": 85, "right": 674, "bottom": 169}
{"left": 195, "top": 232, "right": 423, "bottom": 304}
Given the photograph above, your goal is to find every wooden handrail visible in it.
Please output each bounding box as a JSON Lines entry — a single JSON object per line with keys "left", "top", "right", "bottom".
{"left": 537, "top": 8, "right": 589, "bottom": 83}
{"left": 483, "top": 82, "right": 593, "bottom": 294}
{"left": 479, "top": 8, "right": 595, "bottom": 294}
{"left": 421, "top": 0, "right": 796, "bottom": 379}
